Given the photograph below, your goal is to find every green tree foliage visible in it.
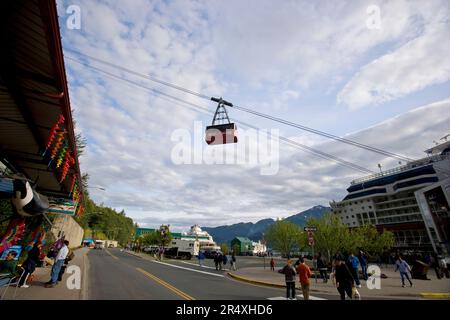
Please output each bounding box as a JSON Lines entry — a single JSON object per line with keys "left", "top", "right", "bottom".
{"left": 142, "top": 231, "right": 159, "bottom": 246}
{"left": 304, "top": 213, "right": 350, "bottom": 261}
{"left": 265, "top": 220, "right": 303, "bottom": 258}
{"left": 220, "top": 243, "right": 229, "bottom": 255}
{"left": 74, "top": 194, "right": 134, "bottom": 246}
{"left": 305, "top": 213, "right": 395, "bottom": 261}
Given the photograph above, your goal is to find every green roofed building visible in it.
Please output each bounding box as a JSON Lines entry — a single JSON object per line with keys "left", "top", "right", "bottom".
{"left": 231, "top": 237, "right": 253, "bottom": 255}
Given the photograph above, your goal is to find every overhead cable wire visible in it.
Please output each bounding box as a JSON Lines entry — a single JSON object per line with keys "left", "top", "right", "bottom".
{"left": 65, "top": 49, "right": 210, "bottom": 100}
{"left": 65, "top": 48, "right": 413, "bottom": 162}
{"left": 67, "top": 57, "right": 374, "bottom": 174}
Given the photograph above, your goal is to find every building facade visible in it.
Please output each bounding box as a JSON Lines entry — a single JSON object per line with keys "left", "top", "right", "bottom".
{"left": 330, "top": 140, "right": 450, "bottom": 255}
{"left": 231, "top": 237, "right": 254, "bottom": 254}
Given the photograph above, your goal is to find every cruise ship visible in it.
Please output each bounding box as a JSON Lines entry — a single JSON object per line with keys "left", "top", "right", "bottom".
{"left": 330, "top": 138, "right": 450, "bottom": 255}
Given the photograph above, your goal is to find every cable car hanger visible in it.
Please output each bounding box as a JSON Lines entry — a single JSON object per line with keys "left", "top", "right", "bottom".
{"left": 205, "top": 97, "right": 238, "bottom": 145}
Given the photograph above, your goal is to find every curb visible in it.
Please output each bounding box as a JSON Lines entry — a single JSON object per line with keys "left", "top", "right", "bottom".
{"left": 81, "top": 248, "right": 89, "bottom": 300}
{"left": 420, "top": 292, "right": 450, "bottom": 299}
{"left": 226, "top": 272, "right": 435, "bottom": 299}
{"left": 227, "top": 272, "right": 286, "bottom": 289}
{"left": 227, "top": 272, "right": 332, "bottom": 294}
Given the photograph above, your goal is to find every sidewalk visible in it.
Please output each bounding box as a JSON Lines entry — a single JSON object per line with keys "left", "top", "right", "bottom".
{"left": 2, "top": 247, "right": 89, "bottom": 300}
{"left": 228, "top": 266, "right": 450, "bottom": 299}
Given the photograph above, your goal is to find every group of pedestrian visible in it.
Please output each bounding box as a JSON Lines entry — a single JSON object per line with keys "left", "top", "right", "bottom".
{"left": 0, "top": 238, "right": 74, "bottom": 290}
{"left": 45, "top": 240, "right": 74, "bottom": 288}
{"left": 211, "top": 252, "right": 236, "bottom": 271}
{"left": 425, "top": 253, "right": 449, "bottom": 279}
{"left": 279, "top": 257, "right": 313, "bottom": 300}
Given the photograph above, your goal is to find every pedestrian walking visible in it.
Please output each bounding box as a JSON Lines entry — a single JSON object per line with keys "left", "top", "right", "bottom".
{"left": 231, "top": 254, "right": 237, "bottom": 271}
{"left": 359, "top": 251, "right": 369, "bottom": 281}
{"left": 439, "top": 256, "right": 449, "bottom": 278}
{"left": 430, "top": 253, "right": 441, "bottom": 279}
{"left": 57, "top": 248, "right": 75, "bottom": 282}
{"left": 317, "top": 253, "right": 328, "bottom": 283}
{"left": 198, "top": 251, "right": 205, "bottom": 267}
{"left": 218, "top": 252, "right": 223, "bottom": 270}
{"left": 334, "top": 257, "right": 355, "bottom": 300}
{"left": 279, "top": 259, "right": 297, "bottom": 300}
{"left": 222, "top": 254, "right": 228, "bottom": 270}
{"left": 45, "top": 240, "right": 69, "bottom": 288}
{"left": 394, "top": 255, "right": 413, "bottom": 287}
{"left": 214, "top": 252, "right": 220, "bottom": 270}
{"left": 348, "top": 253, "right": 361, "bottom": 287}
{"left": 18, "top": 242, "right": 42, "bottom": 288}
{"left": 296, "top": 257, "right": 312, "bottom": 300}
{"left": 270, "top": 258, "right": 275, "bottom": 271}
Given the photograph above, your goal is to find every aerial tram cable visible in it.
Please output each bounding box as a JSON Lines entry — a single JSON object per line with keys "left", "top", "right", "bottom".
{"left": 65, "top": 49, "right": 210, "bottom": 100}
{"left": 68, "top": 57, "right": 375, "bottom": 174}
{"left": 66, "top": 50, "right": 414, "bottom": 162}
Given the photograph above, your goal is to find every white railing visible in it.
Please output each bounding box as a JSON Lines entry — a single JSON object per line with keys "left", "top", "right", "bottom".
{"left": 350, "top": 153, "right": 450, "bottom": 185}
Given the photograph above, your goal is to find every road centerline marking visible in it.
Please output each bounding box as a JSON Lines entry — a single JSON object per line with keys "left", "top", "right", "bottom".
{"left": 151, "top": 259, "right": 225, "bottom": 277}
{"left": 136, "top": 267, "right": 195, "bottom": 300}
{"left": 105, "top": 249, "right": 119, "bottom": 260}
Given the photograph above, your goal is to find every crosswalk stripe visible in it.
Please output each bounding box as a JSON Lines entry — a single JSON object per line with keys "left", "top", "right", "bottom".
{"left": 179, "top": 261, "right": 218, "bottom": 270}
{"left": 151, "top": 259, "right": 225, "bottom": 277}
{"left": 267, "top": 294, "right": 327, "bottom": 300}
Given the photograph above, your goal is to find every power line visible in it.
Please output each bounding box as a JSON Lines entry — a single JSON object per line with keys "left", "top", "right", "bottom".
{"left": 65, "top": 49, "right": 210, "bottom": 100}
{"left": 64, "top": 48, "right": 413, "bottom": 162}
{"left": 231, "top": 105, "right": 413, "bottom": 162}
{"left": 67, "top": 57, "right": 374, "bottom": 174}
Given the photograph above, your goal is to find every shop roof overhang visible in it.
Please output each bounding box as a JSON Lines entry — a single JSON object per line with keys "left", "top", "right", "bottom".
{"left": 0, "top": 0, "right": 82, "bottom": 198}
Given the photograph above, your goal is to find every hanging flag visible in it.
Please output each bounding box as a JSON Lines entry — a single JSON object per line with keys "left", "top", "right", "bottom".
{"left": 43, "top": 114, "right": 65, "bottom": 156}
{"left": 50, "top": 130, "right": 66, "bottom": 164}
{"left": 25, "top": 226, "right": 46, "bottom": 251}
{"left": 59, "top": 150, "right": 73, "bottom": 183}
{"left": 56, "top": 140, "right": 69, "bottom": 168}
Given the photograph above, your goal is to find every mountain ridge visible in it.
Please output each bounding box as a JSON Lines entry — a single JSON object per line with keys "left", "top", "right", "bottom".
{"left": 203, "top": 205, "right": 330, "bottom": 244}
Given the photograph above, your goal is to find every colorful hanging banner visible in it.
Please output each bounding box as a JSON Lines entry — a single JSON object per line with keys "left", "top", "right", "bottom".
{"left": 25, "top": 226, "right": 46, "bottom": 251}
{"left": 0, "top": 218, "right": 26, "bottom": 255}
{"left": 47, "top": 196, "right": 77, "bottom": 215}
{"left": 43, "top": 114, "right": 65, "bottom": 156}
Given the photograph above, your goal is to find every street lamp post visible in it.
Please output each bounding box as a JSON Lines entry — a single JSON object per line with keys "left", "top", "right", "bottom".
{"left": 262, "top": 233, "right": 266, "bottom": 270}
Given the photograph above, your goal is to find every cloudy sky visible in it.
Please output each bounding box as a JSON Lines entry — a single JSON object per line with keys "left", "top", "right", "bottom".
{"left": 56, "top": 0, "right": 450, "bottom": 231}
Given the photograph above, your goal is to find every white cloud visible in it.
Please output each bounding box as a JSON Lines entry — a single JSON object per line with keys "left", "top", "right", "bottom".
{"left": 56, "top": 0, "right": 450, "bottom": 231}
{"left": 338, "top": 21, "right": 450, "bottom": 109}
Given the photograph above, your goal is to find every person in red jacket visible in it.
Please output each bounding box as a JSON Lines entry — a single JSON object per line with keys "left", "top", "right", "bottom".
{"left": 296, "top": 257, "right": 312, "bottom": 300}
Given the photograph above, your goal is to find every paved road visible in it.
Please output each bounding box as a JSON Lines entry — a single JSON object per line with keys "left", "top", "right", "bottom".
{"left": 87, "top": 248, "right": 345, "bottom": 300}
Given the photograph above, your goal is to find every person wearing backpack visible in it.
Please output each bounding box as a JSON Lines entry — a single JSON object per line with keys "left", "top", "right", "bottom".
{"left": 348, "top": 253, "right": 361, "bottom": 287}
{"left": 57, "top": 248, "right": 75, "bottom": 283}
{"left": 222, "top": 254, "right": 228, "bottom": 270}
{"left": 230, "top": 254, "right": 237, "bottom": 271}
{"left": 45, "top": 240, "right": 69, "bottom": 288}
{"left": 334, "top": 257, "right": 355, "bottom": 300}
{"left": 279, "top": 259, "right": 297, "bottom": 300}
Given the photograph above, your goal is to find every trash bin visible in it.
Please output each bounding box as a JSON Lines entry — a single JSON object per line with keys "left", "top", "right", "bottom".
{"left": 411, "top": 260, "right": 430, "bottom": 280}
